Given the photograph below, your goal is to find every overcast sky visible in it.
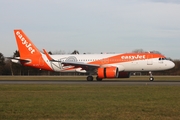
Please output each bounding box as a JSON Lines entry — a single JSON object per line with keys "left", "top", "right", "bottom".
{"left": 0, "top": 0, "right": 180, "bottom": 59}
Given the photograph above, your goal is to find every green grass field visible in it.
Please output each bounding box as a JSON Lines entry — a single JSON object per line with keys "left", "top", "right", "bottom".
{"left": 0, "top": 84, "right": 180, "bottom": 120}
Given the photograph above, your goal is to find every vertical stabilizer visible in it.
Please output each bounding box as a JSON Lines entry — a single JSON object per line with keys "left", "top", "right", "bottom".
{"left": 14, "top": 30, "right": 41, "bottom": 58}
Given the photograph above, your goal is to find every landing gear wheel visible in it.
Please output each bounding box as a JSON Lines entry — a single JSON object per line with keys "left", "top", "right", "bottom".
{"left": 149, "top": 77, "right": 154, "bottom": 81}
{"left": 87, "top": 76, "right": 93, "bottom": 81}
{"left": 96, "top": 77, "right": 102, "bottom": 81}
{"left": 149, "top": 71, "right": 154, "bottom": 81}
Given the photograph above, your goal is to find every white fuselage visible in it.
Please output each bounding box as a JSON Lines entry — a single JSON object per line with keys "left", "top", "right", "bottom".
{"left": 41, "top": 53, "right": 174, "bottom": 73}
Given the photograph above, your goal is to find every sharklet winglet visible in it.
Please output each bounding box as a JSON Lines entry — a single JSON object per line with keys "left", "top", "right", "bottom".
{"left": 43, "top": 49, "right": 55, "bottom": 61}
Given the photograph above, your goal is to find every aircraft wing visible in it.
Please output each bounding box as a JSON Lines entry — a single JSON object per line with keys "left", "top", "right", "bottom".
{"left": 57, "top": 61, "right": 99, "bottom": 68}
{"left": 43, "top": 49, "right": 100, "bottom": 69}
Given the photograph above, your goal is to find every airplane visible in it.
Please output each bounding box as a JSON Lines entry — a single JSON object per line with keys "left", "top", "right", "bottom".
{"left": 11, "top": 29, "right": 175, "bottom": 81}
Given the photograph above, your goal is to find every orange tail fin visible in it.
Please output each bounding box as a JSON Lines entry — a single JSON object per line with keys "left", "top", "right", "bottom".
{"left": 13, "top": 30, "right": 53, "bottom": 71}
{"left": 14, "top": 30, "right": 41, "bottom": 58}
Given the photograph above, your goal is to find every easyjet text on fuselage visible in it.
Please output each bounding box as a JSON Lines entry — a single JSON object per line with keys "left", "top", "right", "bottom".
{"left": 121, "top": 55, "right": 146, "bottom": 60}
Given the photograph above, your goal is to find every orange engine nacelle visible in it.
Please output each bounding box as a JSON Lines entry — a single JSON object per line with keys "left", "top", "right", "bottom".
{"left": 118, "top": 72, "right": 130, "bottom": 78}
{"left": 97, "top": 67, "right": 119, "bottom": 78}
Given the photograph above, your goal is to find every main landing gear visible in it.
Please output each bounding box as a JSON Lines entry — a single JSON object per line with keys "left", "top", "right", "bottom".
{"left": 86, "top": 76, "right": 102, "bottom": 81}
{"left": 149, "top": 71, "right": 154, "bottom": 81}
{"left": 87, "top": 76, "right": 93, "bottom": 81}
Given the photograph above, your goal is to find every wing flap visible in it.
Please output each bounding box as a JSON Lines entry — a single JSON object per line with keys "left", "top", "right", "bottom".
{"left": 61, "top": 61, "right": 100, "bottom": 68}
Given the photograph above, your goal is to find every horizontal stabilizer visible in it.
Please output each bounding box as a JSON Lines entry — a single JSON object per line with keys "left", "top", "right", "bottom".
{"left": 6, "top": 57, "right": 30, "bottom": 63}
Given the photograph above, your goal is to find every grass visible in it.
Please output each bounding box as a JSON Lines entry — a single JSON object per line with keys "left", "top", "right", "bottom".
{"left": 0, "top": 84, "right": 180, "bottom": 120}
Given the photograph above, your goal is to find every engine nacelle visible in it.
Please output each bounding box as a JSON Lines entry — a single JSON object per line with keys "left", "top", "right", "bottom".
{"left": 118, "top": 72, "right": 130, "bottom": 78}
{"left": 97, "top": 67, "right": 119, "bottom": 78}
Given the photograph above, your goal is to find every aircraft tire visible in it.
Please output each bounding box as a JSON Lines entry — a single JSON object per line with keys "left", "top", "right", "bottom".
{"left": 96, "top": 77, "right": 102, "bottom": 81}
{"left": 87, "top": 76, "right": 93, "bottom": 81}
{"left": 149, "top": 77, "right": 154, "bottom": 81}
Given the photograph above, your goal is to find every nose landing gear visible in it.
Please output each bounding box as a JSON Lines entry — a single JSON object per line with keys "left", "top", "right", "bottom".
{"left": 149, "top": 71, "right": 154, "bottom": 81}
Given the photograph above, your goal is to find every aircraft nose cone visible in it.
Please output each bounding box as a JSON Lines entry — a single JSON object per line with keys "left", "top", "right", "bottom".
{"left": 169, "top": 61, "right": 175, "bottom": 69}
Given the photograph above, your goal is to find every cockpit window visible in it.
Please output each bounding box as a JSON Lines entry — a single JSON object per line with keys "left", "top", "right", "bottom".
{"left": 159, "top": 57, "right": 167, "bottom": 60}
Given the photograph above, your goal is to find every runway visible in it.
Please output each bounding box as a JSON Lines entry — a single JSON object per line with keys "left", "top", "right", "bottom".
{"left": 0, "top": 80, "right": 180, "bottom": 85}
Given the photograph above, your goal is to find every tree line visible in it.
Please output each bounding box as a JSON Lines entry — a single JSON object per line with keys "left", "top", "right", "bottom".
{"left": 0, "top": 50, "right": 180, "bottom": 76}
